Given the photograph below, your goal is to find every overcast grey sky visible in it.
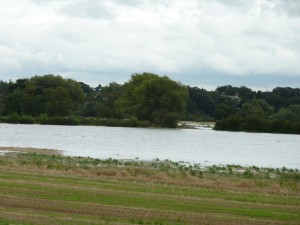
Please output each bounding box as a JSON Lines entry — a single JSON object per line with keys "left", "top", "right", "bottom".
{"left": 0, "top": 0, "right": 299, "bottom": 90}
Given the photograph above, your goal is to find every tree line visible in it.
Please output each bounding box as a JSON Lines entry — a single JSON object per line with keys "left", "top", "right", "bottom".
{"left": 0, "top": 74, "right": 299, "bottom": 133}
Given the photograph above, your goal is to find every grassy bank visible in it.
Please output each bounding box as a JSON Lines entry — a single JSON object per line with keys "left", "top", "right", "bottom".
{"left": 0, "top": 148, "right": 299, "bottom": 225}
{"left": 0, "top": 114, "right": 153, "bottom": 127}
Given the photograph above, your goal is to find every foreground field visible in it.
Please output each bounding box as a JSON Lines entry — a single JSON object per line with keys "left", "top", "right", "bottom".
{"left": 0, "top": 147, "right": 299, "bottom": 225}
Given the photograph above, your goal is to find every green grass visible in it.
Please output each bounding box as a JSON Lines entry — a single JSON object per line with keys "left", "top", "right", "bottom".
{"left": 0, "top": 151, "right": 299, "bottom": 225}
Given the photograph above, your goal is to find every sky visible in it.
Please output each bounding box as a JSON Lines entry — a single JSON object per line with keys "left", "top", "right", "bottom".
{"left": 0, "top": 0, "right": 300, "bottom": 90}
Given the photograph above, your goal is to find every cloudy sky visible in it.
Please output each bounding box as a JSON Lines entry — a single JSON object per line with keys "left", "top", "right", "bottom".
{"left": 0, "top": 0, "right": 299, "bottom": 90}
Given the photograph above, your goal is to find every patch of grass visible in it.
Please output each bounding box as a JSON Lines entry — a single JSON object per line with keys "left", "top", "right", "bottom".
{"left": 0, "top": 151, "right": 299, "bottom": 224}
{"left": 0, "top": 217, "right": 33, "bottom": 225}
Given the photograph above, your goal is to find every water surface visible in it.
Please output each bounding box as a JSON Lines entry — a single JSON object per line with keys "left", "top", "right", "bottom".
{"left": 0, "top": 123, "right": 299, "bottom": 168}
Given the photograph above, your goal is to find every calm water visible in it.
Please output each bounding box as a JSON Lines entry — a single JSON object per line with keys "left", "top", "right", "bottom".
{"left": 0, "top": 123, "right": 299, "bottom": 168}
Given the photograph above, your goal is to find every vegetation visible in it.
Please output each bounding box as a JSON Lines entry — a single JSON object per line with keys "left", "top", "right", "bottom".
{"left": 0, "top": 148, "right": 299, "bottom": 225}
{"left": 1, "top": 74, "right": 300, "bottom": 132}
{"left": 2, "top": 75, "right": 84, "bottom": 117}
{"left": 115, "top": 73, "right": 188, "bottom": 127}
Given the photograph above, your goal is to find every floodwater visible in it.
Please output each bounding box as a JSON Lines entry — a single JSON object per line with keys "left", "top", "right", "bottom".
{"left": 0, "top": 123, "right": 299, "bottom": 168}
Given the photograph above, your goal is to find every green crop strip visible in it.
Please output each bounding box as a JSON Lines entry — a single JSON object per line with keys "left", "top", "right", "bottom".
{"left": 0, "top": 152, "right": 299, "bottom": 225}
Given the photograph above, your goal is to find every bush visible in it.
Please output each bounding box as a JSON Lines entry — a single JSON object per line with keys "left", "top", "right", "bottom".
{"left": 37, "top": 114, "right": 48, "bottom": 124}
{"left": 225, "top": 115, "right": 244, "bottom": 131}
{"left": 103, "top": 118, "right": 150, "bottom": 128}
{"left": 47, "top": 116, "right": 80, "bottom": 125}
{"left": 244, "top": 115, "right": 268, "bottom": 132}
{"left": 3, "top": 113, "right": 35, "bottom": 124}
{"left": 153, "top": 113, "right": 178, "bottom": 128}
{"left": 214, "top": 115, "right": 244, "bottom": 131}
{"left": 77, "top": 117, "right": 105, "bottom": 126}
{"left": 268, "top": 119, "right": 290, "bottom": 133}
{"left": 290, "top": 122, "right": 300, "bottom": 134}
{"left": 268, "top": 119, "right": 300, "bottom": 134}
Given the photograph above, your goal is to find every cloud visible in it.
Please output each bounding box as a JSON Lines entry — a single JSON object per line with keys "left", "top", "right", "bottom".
{"left": 112, "top": 0, "right": 143, "bottom": 6}
{"left": 274, "top": 0, "right": 300, "bottom": 17}
{"left": 60, "top": 0, "right": 114, "bottom": 19}
{"left": 0, "top": 0, "right": 299, "bottom": 89}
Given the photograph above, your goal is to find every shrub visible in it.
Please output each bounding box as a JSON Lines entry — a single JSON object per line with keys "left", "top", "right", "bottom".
{"left": 215, "top": 115, "right": 244, "bottom": 131}
{"left": 244, "top": 115, "right": 268, "bottom": 132}
{"left": 37, "top": 114, "right": 48, "bottom": 124}
{"left": 47, "top": 116, "right": 80, "bottom": 125}
{"left": 158, "top": 113, "right": 178, "bottom": 128}
{"left": 4, "top": 113, "right": 35, "bottom": 124}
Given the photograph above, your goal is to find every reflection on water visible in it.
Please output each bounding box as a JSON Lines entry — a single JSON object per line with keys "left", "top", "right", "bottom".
{"left": 0, "top": 123, "right": 299, "bottom": 168}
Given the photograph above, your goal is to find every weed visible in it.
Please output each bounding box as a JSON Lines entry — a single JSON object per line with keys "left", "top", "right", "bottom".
{"left": 243, "top": 169, "right": 255, "bottom": 178}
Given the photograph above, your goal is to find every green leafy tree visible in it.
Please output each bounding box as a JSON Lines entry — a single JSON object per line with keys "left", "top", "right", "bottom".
{"left": 215, "top": 115, "right": 244, "bottom": 131}
{"left": 99, "top": 82, "right": 122, "bottom": 118}
{"left": 115, "top": 73, "right": 188, "bottom": 127}
{"left": 244, "top": 115, "right": 268, "bottom": 132}
{"left": 256, "top": 90, "right": 263, "bottom": 99}
{"left": 187, "top": 86, "right": 215, "bottom": 116}
{"left": 0, "top": 81, "right": 9, "bottom": 115}
{"left": 214, "top": 103, "right": 237, "bottom": 120}
{"left": 272, "top": 87, "right": 300, "bottom": 99}
{"left": 216, "top": 85, "right": 238, "bottom": 96}
{"left": 265, "top": 94, "right": 286, "bottom": 111}
{"left": 80, "top": 82, "right": 122, "bottom": 118}
{"left": 287, "top": 104, "right": 300, "bottom": 114}
{"left": 242, "top": 99, "right": 274, "bottom": 118}
{"left": 78, "top": 82, "right": 94, "bottom": 94}
{"left": 4, "top": 75, "right": 84, "bottom": 116}
{"left": 288, "top": 96, "right": 300, "bottom": 105}
{"left": 272, "top": 105, "right": 300, "bottom": 121}
{"left": 238, "top": 86, "right": 255, "bottom": 103}
{"left": 4, "top": 88, "right": 27, "bottom": 115}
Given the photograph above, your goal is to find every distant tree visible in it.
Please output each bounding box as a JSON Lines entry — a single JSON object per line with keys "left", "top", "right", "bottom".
{"left": 244, "top": 115, "right": 268, "bottom": 132}
{"left": 93, "top": 82, "right": 122, "bottom": 117}
{"left": 4, "top": 75, "right": 84, "bottom": 116}
{"left": 265, "top": 94, "right": 286, "bottom": 111}
{"left": 215, "top": 115, "right": 244, "bottom": 131}
{"left": 242, "top": 99, "right": 274, "bottom": 118}
{"left": 4, "top": 88, "right": 27, "bottom": 115}
{"left": 288, "top": 96, "right": 300, "bottom": 105}
{"left": 272, "top": 105, "right": 300, "bottom": 121}
{"left": 115, "top": 73, "right": 188, "bottom": 127}
{"left": 8, "top": 79, "right": 28, "bottom": 93}
{"left": 78, "top": 82, "right": 94, "bottom": 94}
{"left": 0, "top": 81, "right": 9, "bottom": 115}
{"left": 256, "top": 90, "right": 263, "bottom": 99}
{"left": 287, "top": 104, "right": 300, "bottom": 114}
{"left": 216, "top": 85, "right": 238, "bottom": 96}
{"left": 0, "top": 80, "right": 9, "bottom": 94}
{"left": 267, "top": 87, "right": 300, "bottom": 109}
{"left": 271, "top": 108, "right": 295, "bottom": 121}
{"left": 95, "top": 84, "right": 102, "bottom": 92}
{"left": 80, "top": 100, "right": 101, "bottom": 118}
{"left": 216, "top": 85, "right": 255, "bottom": 105}
{"left": 214, "top": 103, "right": 237, "bottom": 120}
{"left": 237, "top": 86, "right": 255, "bottom": 103}
{"left": 272, "top": 87, "right": 300, "bottom": 99}
{"left": 43, "top": 87, "right": 73, "bottom": 116}
{"left": 99, "top": 82, "right": 122, "bottom": 117}
{"left": 187, "top": 86, "right": 216, "bottom": 116}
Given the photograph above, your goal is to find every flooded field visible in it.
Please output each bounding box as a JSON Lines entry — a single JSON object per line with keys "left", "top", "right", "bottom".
{"left": 0, "top": 123, "right": 299, "bottom": 168}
